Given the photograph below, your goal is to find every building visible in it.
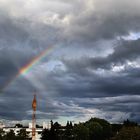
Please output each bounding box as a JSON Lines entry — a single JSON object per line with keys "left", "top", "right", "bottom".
{"left": 2, "top": 122, "right": 51, "bottom": 140}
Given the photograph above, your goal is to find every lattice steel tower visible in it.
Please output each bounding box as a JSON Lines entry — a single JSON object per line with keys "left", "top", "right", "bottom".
{"left": 32, "top": 94, "right": 37, "bottom": 140}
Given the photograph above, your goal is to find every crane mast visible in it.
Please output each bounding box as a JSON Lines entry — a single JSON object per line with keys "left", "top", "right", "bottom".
{"left": 32, "top": 94, "right": 37, "bottom": 140}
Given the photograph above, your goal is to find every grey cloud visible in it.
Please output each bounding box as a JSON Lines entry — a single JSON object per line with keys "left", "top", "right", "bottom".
{"left": 63, "top": 0, "right": 140, "bottom": 42}
{"left": 0, "top": 0, "right": 140, "bottom": 124}
{"left": 62, "top": 39, "right": 140, "bottom": 71}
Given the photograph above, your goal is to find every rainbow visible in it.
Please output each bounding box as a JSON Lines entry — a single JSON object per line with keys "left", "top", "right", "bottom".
{"left": 4, "top": 45, "right": 55, "bottom": 90}
{"left": 19, "top": 46, "right": 53, "bottom": 76}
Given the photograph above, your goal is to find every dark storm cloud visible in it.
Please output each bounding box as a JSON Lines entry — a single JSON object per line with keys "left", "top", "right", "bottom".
{"left": 75, "top": 96, "right": 140, "bottom": 113}
{"left": 0, "top": 10, "right": 31, "bottom": 90}
{"left": 0, "top": 49, "right": 35, "bottom": 90}
{"left": 0, "top": 8, "right": 30, "bottom": 48}
{"left": 0, "top": 9, "right": 58, "bottom": 90}
{"left": 0, "top": 0, "right": 140, "bottom": 124}
{"left": 44, "top": 65, "right": 140, "bottom": 98}
{"left": 62, "top": 39, "right": 140, "bottom": 71}
{"left": 65, "top": 0, "right": 140, "bottom": 42}
{"left": 57, "top": 95, "right": 140, "bottom": 122}
{"left": 55, "top": 39, "right": 140, "bottom": 98}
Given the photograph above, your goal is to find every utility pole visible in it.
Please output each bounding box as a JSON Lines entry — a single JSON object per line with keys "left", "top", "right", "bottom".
{"left": 32, "top": 94, "right": 37, "bottom": 140}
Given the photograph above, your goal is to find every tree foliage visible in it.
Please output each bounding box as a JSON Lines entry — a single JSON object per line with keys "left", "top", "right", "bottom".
{"left": 3, "top": 130, "right": 16, "bottom": 140}
{"left": 41, "top": 118, "right": 112, "bottom": 140}
{"left": 17, "top": 129, "right": 29, "bottom": 140}
{"left": 73, "top": 123, "right": 89, "bottom": 140}
{"left": 111, "top": 126, "right": 140, "bottom": 140}
{"left": 0, "top": 129, "right": 29, "bottom": 140}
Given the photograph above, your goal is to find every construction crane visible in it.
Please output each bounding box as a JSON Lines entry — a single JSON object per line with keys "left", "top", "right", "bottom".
{"left": 32, "top": 94, "right": 37, "bottom": 140}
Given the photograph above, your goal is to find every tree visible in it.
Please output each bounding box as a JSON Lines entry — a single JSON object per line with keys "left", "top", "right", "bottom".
{"left": 41, "top": 128, "right": 58, "bottom": 140}
{"left": 14, "top": 124, "right": 23, "bottom": 128}
{"left": 41, "top": 129, "right": 49, "bottom": 140}
{"left": 36, "top": 124, "right": 42, "bottom": 128}
{"left": 3, "top": 130, "right": 16, "bottom": 140}
{"left": 123, "top": 119, "right": 137, "bottom": 127}
{"left": 73, "top": 123, "right": 89, "bottom": 140}
{"left": 64, "top": 121, "right": 73, "bottom": 140}
{"left": 53, "top": 122, "right": 61, "bottom": 129}
{"left": 86, "top": 121, "right": 103, "bottom": 140}
{"left": 50, "top": 120, "right": 53, "bottom": 128}
{"left": 17, "top": 129, "right": 29, "bottom": 140}
{"left": 69, "top": 121, "right": 73, "bottom": 129}
{"left": 111, "top": 126, "right": 140, "bottom": 140}
{"left": 0, "top": 129, "right": 4, "bottom": 140}
{"left": 111, "top": 124, "right": 123, "bottom": 137}
{"left": 85, "top": 118, "right": 112, "bottom": 140}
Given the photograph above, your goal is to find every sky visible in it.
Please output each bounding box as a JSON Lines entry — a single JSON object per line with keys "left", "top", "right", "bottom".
{"left": 0, "top": 0, "right": 140, "bottom": 126}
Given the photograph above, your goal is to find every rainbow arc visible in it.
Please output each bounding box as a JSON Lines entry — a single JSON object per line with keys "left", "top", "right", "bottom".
{"left": 4, "top": 45, "right": 55, "bottom": 90}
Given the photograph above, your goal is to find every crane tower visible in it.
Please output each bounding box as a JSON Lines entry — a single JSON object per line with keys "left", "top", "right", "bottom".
{"left": 32, "top": 94, "right": 37, "bottom": 140}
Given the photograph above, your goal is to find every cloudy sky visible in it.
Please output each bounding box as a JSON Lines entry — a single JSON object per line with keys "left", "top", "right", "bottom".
{"left": 0, "top": 0, "right": 140, "bottom": 126}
